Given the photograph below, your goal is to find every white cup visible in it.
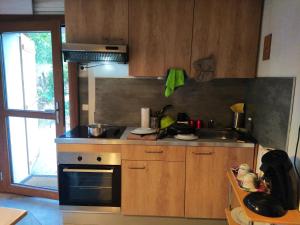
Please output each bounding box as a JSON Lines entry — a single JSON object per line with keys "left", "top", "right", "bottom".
{"left": 241, "top": 173, "right": 257, "bottom": 190}
{"left": 237, "top": 163, "right": 251, "bottom": 181}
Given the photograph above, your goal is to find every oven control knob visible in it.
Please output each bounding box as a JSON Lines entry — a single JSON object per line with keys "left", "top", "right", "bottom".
{"left": 77, "top": 156, "right": 83, "bottom": 161}
{"left": 97, "top": 156, "right": 102, "bottom": 162}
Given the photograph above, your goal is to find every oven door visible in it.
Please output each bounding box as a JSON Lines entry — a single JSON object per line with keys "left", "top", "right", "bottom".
{"left": 58, "top": 164, "right": 121, "bottom": 207}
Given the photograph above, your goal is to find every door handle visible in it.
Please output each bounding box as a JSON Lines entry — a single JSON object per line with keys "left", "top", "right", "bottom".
{"left": 63, "top": 168, "right": 114, "bottom": 173}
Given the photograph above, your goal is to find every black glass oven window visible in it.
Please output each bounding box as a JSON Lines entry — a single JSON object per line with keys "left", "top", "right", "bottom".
{"left": 59, "top": 165, "right": 121, "bottom": 207}
{"left": 67, "top": 172, "right": 112, "bottom": 203}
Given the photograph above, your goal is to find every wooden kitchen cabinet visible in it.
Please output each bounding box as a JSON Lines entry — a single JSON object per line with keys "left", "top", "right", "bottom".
{"left": 122, "top": 160, "right": 185, "bottom": 217}
{"left": 65, "top": 0, "right": 128, "bottom": 44}
{"left": 128, "top": 0, "right": 194, "bottom": 76}
{"left": 56, "top": 144, "right": 121, "bottom": 153}
{"left": 185, "top": 146, "right": 254, "bottom": 219}
{"left": 121, "top": 145, "right": 186, "bottom": 216}
{"left": 191, "top": 0, "right": 263, "bottom": 78}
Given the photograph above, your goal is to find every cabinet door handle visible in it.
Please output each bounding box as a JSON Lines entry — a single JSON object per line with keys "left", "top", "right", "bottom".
{"left": 192, "top": 152, "right": 214, "bottom": 155}
{"left": 145, "top": 150, "right": 163, "bottom": 154}
{"left": 128, "top": 166, "right": 146, "bottom": 170}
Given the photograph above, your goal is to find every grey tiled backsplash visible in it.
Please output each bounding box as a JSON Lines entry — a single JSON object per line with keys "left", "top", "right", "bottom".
{"left": 78, "top": 77, "right": 294, "bottom": 150}
{"left": 80, "top": 78, "right": 249, "bottom": 128}
{"left": 246, "top": 77, "right": 295, "bottom": 150}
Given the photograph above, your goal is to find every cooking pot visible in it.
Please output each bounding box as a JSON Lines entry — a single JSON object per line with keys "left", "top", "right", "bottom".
{"left": 88, "top": 124, "right": 106, "bottom": 137}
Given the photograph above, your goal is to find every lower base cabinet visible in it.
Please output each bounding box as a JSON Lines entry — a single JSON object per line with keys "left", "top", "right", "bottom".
{"left": 121, "top": 146, "right": 254, "bottom": 219}
{"left": 121, "top": 160, "right": 185, "bottom": 217}
{"left": 185, "top": 146, "right": 254, "bottom": 219}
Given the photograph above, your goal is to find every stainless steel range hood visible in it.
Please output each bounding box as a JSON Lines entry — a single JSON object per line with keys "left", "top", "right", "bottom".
{"left": 62, "top": 43, "right": 128, "bottom": 63}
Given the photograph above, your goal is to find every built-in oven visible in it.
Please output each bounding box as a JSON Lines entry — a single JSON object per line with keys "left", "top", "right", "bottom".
{"left": 58, "top": 152, "right": 121, "bottom": 213}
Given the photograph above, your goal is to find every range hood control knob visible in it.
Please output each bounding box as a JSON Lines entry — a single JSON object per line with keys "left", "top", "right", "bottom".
{"left": 77, "top": 156, "right": 83, "bottom": 161}
{"left": 97, "top": 156, "right": 102, "bottom": 162}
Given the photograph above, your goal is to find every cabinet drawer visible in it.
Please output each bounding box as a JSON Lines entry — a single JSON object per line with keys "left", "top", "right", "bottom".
{"left": 121, "top": 145, "right": 185, "bottom": 161}
{"left": 57, "top": 144, "right": 121, "bottom": 153}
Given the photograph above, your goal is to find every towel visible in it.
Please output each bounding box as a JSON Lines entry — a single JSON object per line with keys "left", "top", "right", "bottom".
{"left": 164, "top": 68, "right": 185, "bottom": 97}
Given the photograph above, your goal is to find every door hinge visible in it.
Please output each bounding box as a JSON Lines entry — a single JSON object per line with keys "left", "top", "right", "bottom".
{"left": 0, "top": 171, "right": 3, "bottom": 181}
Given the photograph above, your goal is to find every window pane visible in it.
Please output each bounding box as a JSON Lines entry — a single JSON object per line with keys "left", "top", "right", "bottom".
{"left": 8, "top": 116, "right": 57, "bottom": 190}
{"left": 2, "top": 32, "right": 55, "bottom": 111}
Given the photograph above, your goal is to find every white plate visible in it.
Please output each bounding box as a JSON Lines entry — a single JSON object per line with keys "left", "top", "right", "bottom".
{"left": 174, "top": 134, "right": 198, "bottom": 141}
{"left": 231, "top": 207, "right": 269, "bottom": 225}
{"left": 130, "top": 128, "right": 157, "bottom": 135}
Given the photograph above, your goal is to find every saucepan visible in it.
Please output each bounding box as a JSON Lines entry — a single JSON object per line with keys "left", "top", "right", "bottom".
{"left": 88, "top": 124, "right": 107, "bottom": 137}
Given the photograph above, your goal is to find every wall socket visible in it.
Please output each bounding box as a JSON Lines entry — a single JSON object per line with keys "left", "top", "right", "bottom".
{"left": 82, "top": 104, "right": 89, "bottom": 111}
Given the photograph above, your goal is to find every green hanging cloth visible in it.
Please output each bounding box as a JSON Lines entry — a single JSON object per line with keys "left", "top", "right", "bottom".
{"left": 164, "top": 68, "right": 185, "bottom": 97}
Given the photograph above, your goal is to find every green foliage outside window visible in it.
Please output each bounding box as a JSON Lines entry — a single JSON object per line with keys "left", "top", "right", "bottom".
{"left": 25, "top": 32, "right": 69, "bottom": 119}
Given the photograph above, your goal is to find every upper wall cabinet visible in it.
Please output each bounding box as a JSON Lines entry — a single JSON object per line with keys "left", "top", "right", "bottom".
{"left": 65, "top": 0, "right": 128, "bottom": 44}
{"left": 191, "top": 0, "right": 263, "bottom": 78}
{"left": 129, "top": 0, "right": 194, "bottom": 76}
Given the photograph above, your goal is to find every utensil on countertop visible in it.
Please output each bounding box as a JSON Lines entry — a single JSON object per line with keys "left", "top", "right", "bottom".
{"left": 87, "top": 124, "right": 107, "bottom": 137}
{"left": 153, "top": 104, "right": 173, "bottom": 128}
{"left": 156, "top": 104, "right": 173, "bottom": 117}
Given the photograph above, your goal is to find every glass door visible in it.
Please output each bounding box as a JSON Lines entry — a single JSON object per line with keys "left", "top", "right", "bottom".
{"left": 0, "top": 21, "right": 64, "bottom": 199}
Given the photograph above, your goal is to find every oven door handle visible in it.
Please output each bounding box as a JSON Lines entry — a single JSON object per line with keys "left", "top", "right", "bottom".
{"left": 63, "top": 168, "right": 114, "bottom": 173}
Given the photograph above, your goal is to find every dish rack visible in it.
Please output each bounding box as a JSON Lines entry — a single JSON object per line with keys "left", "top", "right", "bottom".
{"left": 226, "top": 170, "right": 300, "bottom": 225}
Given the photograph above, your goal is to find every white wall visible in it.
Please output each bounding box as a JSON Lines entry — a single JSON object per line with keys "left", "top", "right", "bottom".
{"left": 257, "top": 0, "right": 300, "bottom": 158}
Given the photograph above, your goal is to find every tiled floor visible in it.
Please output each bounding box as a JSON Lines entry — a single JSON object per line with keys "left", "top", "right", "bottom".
{"left": 0, "top": 193, "right": 226, "bottom": 225}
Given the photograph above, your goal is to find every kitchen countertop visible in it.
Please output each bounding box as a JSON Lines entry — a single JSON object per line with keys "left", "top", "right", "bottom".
{"left": 55, "top": 127, "right": 255, "bottom": 148}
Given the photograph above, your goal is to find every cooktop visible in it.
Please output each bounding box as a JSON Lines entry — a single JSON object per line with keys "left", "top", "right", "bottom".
{"left": 61, "top": 126, "right": 126, "bottom": 139}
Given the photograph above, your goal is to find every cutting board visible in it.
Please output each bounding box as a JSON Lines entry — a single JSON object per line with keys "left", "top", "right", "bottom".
{"left": 127, "top": 133, "right": 157, "bottom": 141}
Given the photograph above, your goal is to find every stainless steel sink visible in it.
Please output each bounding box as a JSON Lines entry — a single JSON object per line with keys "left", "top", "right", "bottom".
{"left": 195, "top": 129, "right": 240, "bottom": 140}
